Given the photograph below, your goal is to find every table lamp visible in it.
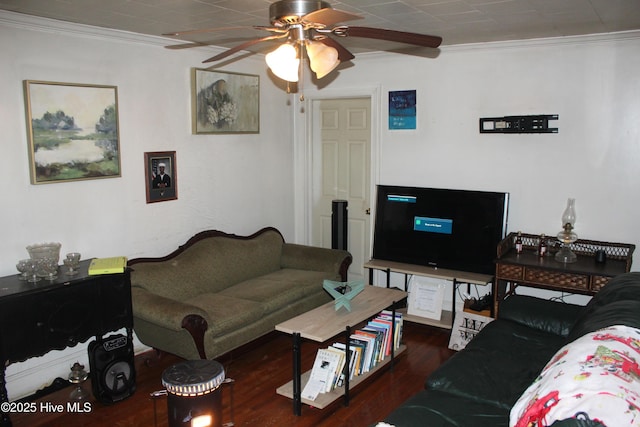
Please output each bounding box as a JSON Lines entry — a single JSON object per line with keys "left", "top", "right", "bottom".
{"left": 554, "top": 198, "right": 578, "bottom": 263}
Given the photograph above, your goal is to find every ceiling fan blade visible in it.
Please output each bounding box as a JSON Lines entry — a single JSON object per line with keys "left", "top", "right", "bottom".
{"left": 163, "top": 25, "right": 281, "bottom": 37}
{"left": 202, "top": 34, "right": 288, "bottom": 63}
{"left": 340, "top": 26, "right": 442, "bottom": 48}
{"left": 303, "top": 7, "right": 363, "bottom": 26}
{"left": 317, "top": 37, "right": 355, "bottom": 62}
{"left": 165, "top": 41, "right": 210, "bottom": 50}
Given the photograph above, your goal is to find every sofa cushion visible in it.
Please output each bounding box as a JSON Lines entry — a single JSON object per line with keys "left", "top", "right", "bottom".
{"left": 566, "top": 273, "right": 640, "bottom": 343}
{"left": 566, "top": 300, "right": 640, "bottom": 344}
{"left": 183, "top": 293, "right": 264, "bottom": 338}
{"left": 427, "top": 319, "right": 566, "bottom": 409}
{"left": 130, "top": 230, "right": 283, "bottom": 300}
{"left": 384, "top": 389, "right": 509, "bottom": 427}
{"left": 510, "top": 324, "right": 640, "bottom": 427}
{"left": 499, "top": 295, "right": 582, "bottom": 337}
{"left": 584, "top": 272, "right": 640, "bottom": 308}
{"left": 218, "top": 269, "right": 330, "bottom": 314}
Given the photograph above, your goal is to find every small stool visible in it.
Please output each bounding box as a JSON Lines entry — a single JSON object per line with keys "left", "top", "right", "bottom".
{"left": 162, "top": 360, "right": 226, "bottom": 427}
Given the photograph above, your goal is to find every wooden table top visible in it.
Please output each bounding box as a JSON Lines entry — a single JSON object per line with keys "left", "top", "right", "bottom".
{"left": 275, "top": 285, "right": 407, "bottom": 342}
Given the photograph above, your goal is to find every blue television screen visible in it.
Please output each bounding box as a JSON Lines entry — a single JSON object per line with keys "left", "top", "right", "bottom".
{"left": 372, "top": 185, "right": 509, "bottom": 275}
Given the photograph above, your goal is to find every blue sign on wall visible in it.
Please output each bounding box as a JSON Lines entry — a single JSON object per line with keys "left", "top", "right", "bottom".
{"left": 389, "top": 90, "right": 416, "bottom": 130}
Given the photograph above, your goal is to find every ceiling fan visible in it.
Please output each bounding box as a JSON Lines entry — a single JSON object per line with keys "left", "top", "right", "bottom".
{"left": 164, "top": 0, "right": 442, "bottom": 84}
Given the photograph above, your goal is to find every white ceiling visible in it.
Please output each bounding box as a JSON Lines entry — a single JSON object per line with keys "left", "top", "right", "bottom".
{"left": 2, "top": 0, "right": 640, "bottom": 57}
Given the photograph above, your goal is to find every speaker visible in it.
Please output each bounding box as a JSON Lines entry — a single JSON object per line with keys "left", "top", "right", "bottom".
{"left": 88, "top": 334, "right": 136, "bottom": 404}
{"left": 332, "top": 199, "right": 348, "bottom": 250}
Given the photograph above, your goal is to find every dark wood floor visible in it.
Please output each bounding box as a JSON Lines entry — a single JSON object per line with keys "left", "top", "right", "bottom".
{"left": 11, "top": 322, "right": 454, "bottom": 427}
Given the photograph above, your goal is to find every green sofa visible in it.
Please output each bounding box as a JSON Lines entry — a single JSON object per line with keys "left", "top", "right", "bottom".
{"left": 382, "top": 272, "right": 640, "bottom": 427}
{"left": 128, "top": 227, "right": 352, "bottom": 360}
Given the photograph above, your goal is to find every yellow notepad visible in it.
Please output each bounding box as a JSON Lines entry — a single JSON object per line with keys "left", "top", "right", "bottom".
{"left": 88, "top": 256, "right": 128, "bottom": 275}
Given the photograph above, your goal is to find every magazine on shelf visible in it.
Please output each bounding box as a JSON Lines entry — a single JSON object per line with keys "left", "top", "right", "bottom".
{"left": 324, "top": 346, "right": 346, "bottom": 391}
{"left": 301, "top": 348, "right": 343, "bottom": 400}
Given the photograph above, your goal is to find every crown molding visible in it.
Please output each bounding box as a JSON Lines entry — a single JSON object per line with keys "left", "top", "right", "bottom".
{"left": 444, "top": 30, "right": 640, "bottom": 53}
{"left": 356, "top": 29, "right": 640, "bottom": 60}
{"left": 0, "top": 9, "right": 187, "bottom": 49}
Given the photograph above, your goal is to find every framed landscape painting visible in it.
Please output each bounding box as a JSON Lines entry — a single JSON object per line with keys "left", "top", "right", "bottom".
{"left": 192, "top": 68, "right": 259, "bottom": 134}
{"left": 24, "top": 80, "right": 121, "bottom": 184}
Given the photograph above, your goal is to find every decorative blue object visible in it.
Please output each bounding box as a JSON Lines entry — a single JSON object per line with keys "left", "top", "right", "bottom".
{"left": 323, "top": 279, "right": 365, "bottom": 312}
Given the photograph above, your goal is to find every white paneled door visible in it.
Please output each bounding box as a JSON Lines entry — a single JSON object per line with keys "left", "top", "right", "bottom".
{"left": 311, "top": 98, "right": 371, "bottom": 282}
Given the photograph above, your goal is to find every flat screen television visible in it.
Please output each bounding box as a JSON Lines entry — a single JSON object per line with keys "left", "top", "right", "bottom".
{"left": 372, "top": 185, "right": 510, "bottom": 275}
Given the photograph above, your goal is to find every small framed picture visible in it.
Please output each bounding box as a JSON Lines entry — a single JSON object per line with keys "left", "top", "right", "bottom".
{"left": 144, "top": 151, "right": 177, "bottom": 203}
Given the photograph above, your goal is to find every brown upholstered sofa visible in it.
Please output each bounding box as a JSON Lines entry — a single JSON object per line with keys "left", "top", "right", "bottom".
{"left": 128, "top": 227, "right": 351, "bottom": 360}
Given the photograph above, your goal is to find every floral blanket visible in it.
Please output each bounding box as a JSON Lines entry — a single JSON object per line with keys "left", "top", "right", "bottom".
{"left": 510, "top": 324, "right": 640, "bottom": 427}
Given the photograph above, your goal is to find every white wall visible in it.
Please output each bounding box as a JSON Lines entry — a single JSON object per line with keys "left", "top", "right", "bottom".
{"left": 0, "top": 11, "right": 294, "bottom": 400}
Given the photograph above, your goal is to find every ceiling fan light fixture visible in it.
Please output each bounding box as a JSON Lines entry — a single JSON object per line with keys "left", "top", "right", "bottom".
{"left": 306, "top": 41, "right": 339, "bottom": 79}
{"left": 166, "top": 1, "right": 443, "bottom": 91}
{"left": 266, "top": 43, "right": 300, "bottom": 82}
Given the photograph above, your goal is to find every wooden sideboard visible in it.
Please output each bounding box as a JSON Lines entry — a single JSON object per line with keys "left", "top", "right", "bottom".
{"left": 0, "top": 260, "right": 133, "bottom": 427}
{"left": 494, "top": 232, "right": 635, "bottom": 315}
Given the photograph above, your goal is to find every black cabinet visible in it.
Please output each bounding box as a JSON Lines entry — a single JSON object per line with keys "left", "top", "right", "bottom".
{"left": 0, "top": 260, "right": 133, "bottom": 427}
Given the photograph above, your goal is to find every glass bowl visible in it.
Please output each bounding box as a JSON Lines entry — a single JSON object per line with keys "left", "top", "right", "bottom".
{"left": 27, "top": 243, "right": 62, "bottom": 278}
{"left": 26, "top": 242, "right": 62, "bottom": 263}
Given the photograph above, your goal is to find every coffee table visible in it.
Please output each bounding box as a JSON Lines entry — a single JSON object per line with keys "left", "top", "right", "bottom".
{"left": 275, "top": 285, "right": 407, "bottom": 415}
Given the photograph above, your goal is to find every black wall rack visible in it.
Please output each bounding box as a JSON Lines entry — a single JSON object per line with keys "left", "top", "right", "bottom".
{"left": 479, "top": 114, "right": 558, "bottom": 133}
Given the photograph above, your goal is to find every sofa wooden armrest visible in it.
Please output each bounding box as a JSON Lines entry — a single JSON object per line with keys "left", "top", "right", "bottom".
{"left": 181, "top": 314, "right": 209, "bottom": 359}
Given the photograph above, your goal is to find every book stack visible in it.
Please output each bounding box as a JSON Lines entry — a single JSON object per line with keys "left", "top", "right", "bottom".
{"left": 301, "top": 310, "right": 403, "bottom": 401}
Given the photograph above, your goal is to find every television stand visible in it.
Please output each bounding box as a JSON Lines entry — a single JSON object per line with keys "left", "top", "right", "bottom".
{"left": 364, "top": 259, "right": 493, "bottom": 329}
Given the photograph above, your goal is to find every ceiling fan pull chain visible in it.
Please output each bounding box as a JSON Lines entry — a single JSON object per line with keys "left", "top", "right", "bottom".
{"left": 298, "top": 42, "right": 305, "bottom": 102}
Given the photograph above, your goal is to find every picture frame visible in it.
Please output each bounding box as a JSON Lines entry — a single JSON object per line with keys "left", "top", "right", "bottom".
{"left": 389, "top": 89, "right": 417, "bottom": 130}
{"left": 144, "top": 151, "right": 177, "bottom": 203}
{"left": 192, "top": 68, "right": 260, "bottom": 134}
{"left": 407, "top": 276, "right": 445, "bottom": 321}
{"left": 23, "top": 80, "right": 121, "bottom": 184}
